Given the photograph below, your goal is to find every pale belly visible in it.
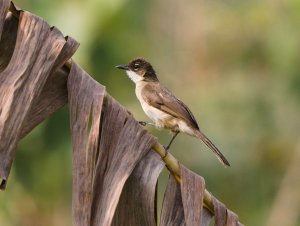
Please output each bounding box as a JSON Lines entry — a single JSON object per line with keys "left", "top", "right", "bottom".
{"left": 141, "top": 102, "right": 173, "bottom": 128}
{"left": 140, "top": 100, "right": 195, "bottom": 136}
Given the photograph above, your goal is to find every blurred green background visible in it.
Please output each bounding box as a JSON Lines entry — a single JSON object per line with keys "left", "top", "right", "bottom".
{"left": 1, "top": 0, "right": 300, "bottom": 225}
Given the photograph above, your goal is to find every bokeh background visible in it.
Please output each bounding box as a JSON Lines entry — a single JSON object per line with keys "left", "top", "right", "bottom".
{"left": 1, "top": 0, "right": 300, "bottom": 225}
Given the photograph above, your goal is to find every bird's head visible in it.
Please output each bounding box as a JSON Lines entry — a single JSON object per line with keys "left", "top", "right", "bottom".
{"left": 116, "top": 58, "right": 158, "bottom": 83}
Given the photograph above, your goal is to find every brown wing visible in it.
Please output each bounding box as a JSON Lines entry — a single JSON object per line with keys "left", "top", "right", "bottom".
{"left": 142, "top": 82, "right": 200, "bottom": 130}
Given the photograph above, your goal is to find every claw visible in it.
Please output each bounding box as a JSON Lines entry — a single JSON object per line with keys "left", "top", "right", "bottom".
{"left": 139, "top": 121, "right": 147, "bottom": 126}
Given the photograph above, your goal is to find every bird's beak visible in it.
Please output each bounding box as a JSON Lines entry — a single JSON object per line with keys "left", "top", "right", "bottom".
{"left": 115, "top": 64, "right": 129, "bottom": 70}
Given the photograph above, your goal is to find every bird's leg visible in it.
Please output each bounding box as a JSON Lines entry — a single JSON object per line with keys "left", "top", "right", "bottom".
{"left": 139, "top": 121, "right": 155, "bottom": 127}
{"left": 164, "top": 131, "right": 180, "bottom": 150}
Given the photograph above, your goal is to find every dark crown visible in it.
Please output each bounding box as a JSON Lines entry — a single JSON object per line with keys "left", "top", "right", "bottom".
{"left": 128, "top": 58, "right": 158, "bottom": 81}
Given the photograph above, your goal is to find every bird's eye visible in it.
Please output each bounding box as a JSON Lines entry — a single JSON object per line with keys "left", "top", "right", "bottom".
{"left": 133, "top": 63, "right": 140, "bottom": 70}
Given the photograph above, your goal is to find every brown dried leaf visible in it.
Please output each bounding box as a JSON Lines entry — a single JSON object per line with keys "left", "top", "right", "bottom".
{"left": 0, "top": 12, "right": 18, "bottom": 71}
{"left": 112, "top": 151, "right": 164, "bottom": 226}
{"left": 180, "top": 165, "right": 205, "bottom": 226}
{"left": 202, "top": 208, "right": 214, "bottom": 226}
{"left": 0, "top": 11, "right": 70, "bottom": 189}
{"left": 226, "top": 210, "right": 239, "bottom": 226}
{"left": 212, "top": 196, "right": 227, "bottom": 226}
{"left": 20, "top": 36, "right": 79, "bottom": 138}
{"left": 68, "top": 62, "right": 105, "bottom": 226}
{"left": 161, "top": 171, "right": 213, "bottom": 226}
{"left": 0, "top": 0, "right": 10, "bottom": 37}
{"left": 90, "top": 95, "right": 157, "bottom": 226}
{"left": 160, "top": 174, "right": 185, "bottom": 226}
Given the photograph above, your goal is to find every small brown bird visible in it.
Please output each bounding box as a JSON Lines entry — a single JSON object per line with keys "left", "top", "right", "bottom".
{"left": 116, "top": 58, "right": 230, "bottom": 166}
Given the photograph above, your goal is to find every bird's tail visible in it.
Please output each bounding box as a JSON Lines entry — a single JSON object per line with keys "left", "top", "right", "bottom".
{"left": 195, "top": 130, "right": 230, "bottom": 167}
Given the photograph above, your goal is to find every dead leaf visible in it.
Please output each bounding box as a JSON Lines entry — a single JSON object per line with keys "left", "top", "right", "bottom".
{"left": 112, "top": 151, "right": 164, "bottom": 226}
{"left": 0, "top": 10, "right": 76, "bottom": 189}
{"left": 160, "top": 174, "right": 185, "bottom": 226}
{"left": 180, "top": 165, "right": 206, "bottom": 226}
{"left": 212, "top": 196, "right": 227, "bottom": 226}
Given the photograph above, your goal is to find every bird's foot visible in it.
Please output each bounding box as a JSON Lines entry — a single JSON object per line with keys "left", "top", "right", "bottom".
{"left": 139, "top": 121, "right": 155, "bottom": 127}
{"left": 139, "top": 121, "right": 147, "bottom": 126}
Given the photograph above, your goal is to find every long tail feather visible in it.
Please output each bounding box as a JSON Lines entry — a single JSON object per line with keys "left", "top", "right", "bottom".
{"left": 195, "top": 130, "right": 230, "bottom": 167}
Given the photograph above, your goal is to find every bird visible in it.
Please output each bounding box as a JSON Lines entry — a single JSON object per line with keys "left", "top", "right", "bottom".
{"left": 116, "top": 58, "right": 230, "bottom": 166}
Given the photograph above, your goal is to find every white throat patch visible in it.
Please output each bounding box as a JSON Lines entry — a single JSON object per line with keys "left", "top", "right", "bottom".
{"left": 126, "top": 70, "right": 143, "bottom": 83}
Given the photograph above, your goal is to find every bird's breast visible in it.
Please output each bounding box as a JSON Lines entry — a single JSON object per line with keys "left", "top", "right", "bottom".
{"left": 135, "top": 82, "right": 170, "bottom": 128}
